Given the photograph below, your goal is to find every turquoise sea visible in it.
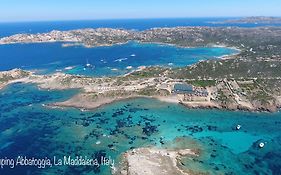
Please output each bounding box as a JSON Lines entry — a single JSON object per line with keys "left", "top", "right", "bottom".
{"left": 0, "top": 84, "right": 281, "bottom": 175}
{"left": 0, "top": 19, "right": 281, "bottom": 175}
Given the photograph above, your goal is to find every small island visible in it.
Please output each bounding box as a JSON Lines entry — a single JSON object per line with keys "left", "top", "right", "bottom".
{"left": 113, "top": 147, "right": 197, "bottom": 175}
{"left": 210, "top": 16, "right": 281, "bottom": 24}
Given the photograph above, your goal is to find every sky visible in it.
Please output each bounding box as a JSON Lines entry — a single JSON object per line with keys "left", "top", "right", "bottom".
{"left": 0, "top": 0, "right": 281, "bottom": 22}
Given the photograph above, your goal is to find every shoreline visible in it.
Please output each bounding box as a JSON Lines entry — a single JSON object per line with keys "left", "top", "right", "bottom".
{"left": 1, "top": 81, "right": 280, "bottom": 113}
{"left": 50, "top": 95, "right": 148, "bottom": 111}
{"left": 0, "top": 26, "right": 247, "bottom": 50}
{"left": 49, "top": 94, "right": 280, "bottom": 113}
{"left": 0, "top": 69, "right": 279, "bottom": 113}
{"left": 0, "top": 38, "right": 240, "bottom": 54}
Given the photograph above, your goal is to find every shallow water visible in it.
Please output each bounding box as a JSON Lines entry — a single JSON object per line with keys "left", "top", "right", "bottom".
{"left": 1, "top": 83, "right": 281, "bottom": 175}
{"left": 0, "top": 42, "right": 236, "bottom": 76}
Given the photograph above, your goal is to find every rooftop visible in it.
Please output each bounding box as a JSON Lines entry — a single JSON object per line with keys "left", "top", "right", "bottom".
{"left": 173, "top": 83, "right": 193, "bottom": 94}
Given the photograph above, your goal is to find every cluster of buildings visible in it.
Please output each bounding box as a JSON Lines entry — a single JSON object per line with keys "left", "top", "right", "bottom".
{"left": 0, "top": 28, "right": 131, "bottom": 46}
{"left": 0, "top": 30, "right": 79, "bottom": 44}
{"left": 172, "top": 83, "right": 209, "bottom": 102}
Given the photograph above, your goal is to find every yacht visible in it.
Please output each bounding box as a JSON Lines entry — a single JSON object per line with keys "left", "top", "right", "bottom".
{"left": 84, "top": 59, "right": 95, "bottom": 70}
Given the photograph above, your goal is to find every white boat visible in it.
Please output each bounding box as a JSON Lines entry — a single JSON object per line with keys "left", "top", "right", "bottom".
{"left": 114, "top": 58, "right": 128, "bottom": 62}
{"left": 84, "top": 59, "right": 95, "bottom": 69}
{"left": 64, "top": 66, "right": 75, "bottom": 70}
{"left": 85, "top": 59, "right": 92, "bottom": 67}
{"left": 236, "top": 125, "right": 241, "bottom": 130}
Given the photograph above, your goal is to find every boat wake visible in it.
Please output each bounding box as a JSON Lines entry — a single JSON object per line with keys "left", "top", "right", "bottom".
{"left": 114, "top": 58, "right": 128, "bottom": 62}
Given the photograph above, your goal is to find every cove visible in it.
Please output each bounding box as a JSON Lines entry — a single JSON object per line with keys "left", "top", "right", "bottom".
{"left": 0, "top": 41, "right": 237, "bottom": 76}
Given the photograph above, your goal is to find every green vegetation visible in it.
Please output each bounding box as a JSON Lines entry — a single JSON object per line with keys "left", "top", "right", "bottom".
{"left": 127, "top": 67, "right": 168, "bottom": 79}
{"left": 256, "top": 79, "right": 281, "bottom": 96}
{"left": 113, "top": 78, "right": 124, "bottom": 86}
{"left": 137, "top": 86, "right": 158, "bottom": 96}
{"left": 0, "top": 74, "right": 14, "bottom": 82}
{"left": 0, "top": 70, "right": 30, "bottom": 83}
{"left": 252, "top": 91, "right": 273, "bottom": 100}
{"left": 61, "top": 76, "right": 73, "bottom": 85}
{"left": 238, "top": 82, "right": 258, "bottom": 91}
{"left": 217, "top": 90, "right": 230, "bottom": 104}
{"left": 186, "top": 80, "right": 216, "bottom": 87}
{"left": 251, "top": 90, "right": 274, "bottom": 105}
{"left": 90, "top": 93, "right": 98, "bottom": 100}
{"left": 168, "top": 59, "right": 281, "bottom": 80}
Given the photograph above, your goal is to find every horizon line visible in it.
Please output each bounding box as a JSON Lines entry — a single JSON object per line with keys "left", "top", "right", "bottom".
{"left": 1, "top": 16, "right": 281, "bottom": 24}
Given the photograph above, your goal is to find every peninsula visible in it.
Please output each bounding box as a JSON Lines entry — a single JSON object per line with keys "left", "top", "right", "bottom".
{"left": 1, "top": 26, "right": 281, "bottom": 112}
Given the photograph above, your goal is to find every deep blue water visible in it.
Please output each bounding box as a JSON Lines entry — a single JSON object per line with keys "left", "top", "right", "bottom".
{"left": 0, "top": 42, "right": 237, "bottom": 76}
{"left": 0, "top": 83, "right": 281, "bottom": 175}
{"left": 1, "top": 18, "right": 281, "bottom": 37}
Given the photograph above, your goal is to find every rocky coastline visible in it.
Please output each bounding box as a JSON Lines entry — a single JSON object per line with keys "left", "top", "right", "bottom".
{"left": 0, "top": 69, "right": 280, "bottom": 113}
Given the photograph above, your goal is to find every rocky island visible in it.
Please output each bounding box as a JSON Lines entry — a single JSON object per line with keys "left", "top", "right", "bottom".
{"left": 113, "top": 147, "right": 197, "bottom": 175}
{"left": 210, "top": 16, "right": 281, "bottom": 24}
